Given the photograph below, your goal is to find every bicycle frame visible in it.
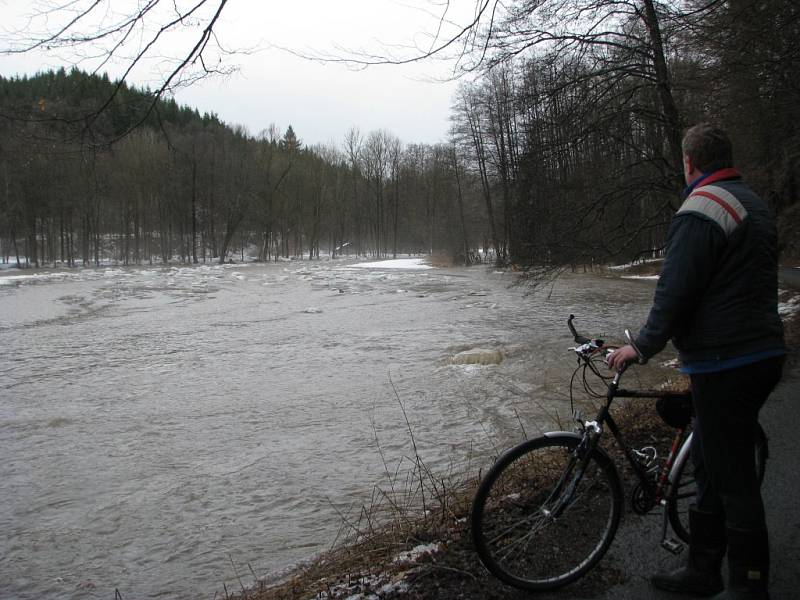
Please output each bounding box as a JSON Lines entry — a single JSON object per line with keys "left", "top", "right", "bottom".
{"left": 612, "top": 381, "right": 694, "bottom": 503}
{"left": 471, "top": 315, "right": 767, "bottom": 591}
{"left": 573, "top": 350, "right": 694, "bottom": 553}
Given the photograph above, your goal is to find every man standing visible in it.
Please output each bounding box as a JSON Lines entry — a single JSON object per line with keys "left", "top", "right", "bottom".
{"left": 608, "top": 123, "right": 785, "bottom": 599}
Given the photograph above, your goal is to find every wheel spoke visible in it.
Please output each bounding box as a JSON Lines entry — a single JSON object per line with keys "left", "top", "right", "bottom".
{"left": 471, "top": 436, "right": 621, "bottom": 591}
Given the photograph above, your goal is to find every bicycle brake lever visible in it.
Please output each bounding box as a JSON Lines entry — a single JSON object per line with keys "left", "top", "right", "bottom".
{"left": 624, "top": 329, "right": 648, "bottom": 364}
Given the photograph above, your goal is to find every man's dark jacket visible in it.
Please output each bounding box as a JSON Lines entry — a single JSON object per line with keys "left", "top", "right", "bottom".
{"left": 635, "top": 168, "right": 785, "bottom": 364}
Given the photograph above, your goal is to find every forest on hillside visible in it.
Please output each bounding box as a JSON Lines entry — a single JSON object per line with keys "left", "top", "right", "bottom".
{"left": 1, "top": 0, "right": 798, "bottom": 269}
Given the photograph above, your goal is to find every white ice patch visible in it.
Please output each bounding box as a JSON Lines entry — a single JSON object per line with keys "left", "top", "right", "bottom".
{"left": 314, "top": 575, "right": 409, "bottom": 600}
{"left": 392, "top": 542, "right": 442, "bottom": 565}
{"left": 608, "top": 258, "right": 663, "bottom": 271}
{"left": 778, "top": 293, "right": 800, "bottom": 318}
{"left": 0, "top": 275, "right": 30, "bottom": 285}
{"left": 351, "top": 258, "right": 433, "bottom": 270}
{"left": 661, "top": 358, "right": 682, "bottom": 369}
{"left": 621, "top": 275, "right": 659, "bottom": 280}
{"left": 0, "top": 271, "right": 76, "bottom": 285}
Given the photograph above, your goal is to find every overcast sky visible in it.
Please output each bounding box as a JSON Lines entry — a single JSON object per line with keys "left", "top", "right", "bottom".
{"left": 1, "top": 0, "right": 474, "bottom": 147}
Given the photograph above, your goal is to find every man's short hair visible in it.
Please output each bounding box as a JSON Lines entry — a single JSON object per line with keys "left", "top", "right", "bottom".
{"left": 682, "top": 123, "right": 734, "bottom": 173}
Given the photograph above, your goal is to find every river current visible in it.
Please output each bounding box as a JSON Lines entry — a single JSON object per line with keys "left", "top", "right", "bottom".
{"left": 0, "top": 259, "right": 659, "bottom": 599}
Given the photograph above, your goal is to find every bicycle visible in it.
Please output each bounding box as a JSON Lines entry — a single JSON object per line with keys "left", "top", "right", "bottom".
{"left": 470, "top": 315, "right": 768, "bottom": 591}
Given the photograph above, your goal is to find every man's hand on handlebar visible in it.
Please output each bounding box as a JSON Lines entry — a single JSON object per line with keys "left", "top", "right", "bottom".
{"left": 606, "top": 344, "right": 640, "bottom": 371}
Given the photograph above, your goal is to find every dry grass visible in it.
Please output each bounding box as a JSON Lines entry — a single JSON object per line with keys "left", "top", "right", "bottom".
{"left": 224, "top": 380, "right": 484, "bottom": 600}
{"left": 225, "top": 397, "right": 677, "bottom": 600}
{"left": 227, "top": 461, "right": 480, "bottom": 599}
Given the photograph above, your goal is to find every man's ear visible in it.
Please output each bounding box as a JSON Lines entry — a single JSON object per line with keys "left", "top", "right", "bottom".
{"left": 683, "top": 155, "right": 698, "bottom": 184}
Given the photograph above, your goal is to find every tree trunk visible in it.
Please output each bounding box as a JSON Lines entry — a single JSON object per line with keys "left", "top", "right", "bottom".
{"left": 641, "top": 0, "right": 683, "bottom": 188}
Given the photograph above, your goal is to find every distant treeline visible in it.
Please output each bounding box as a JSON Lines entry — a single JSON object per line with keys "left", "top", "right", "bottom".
{"left": 1, "top": 0, "right": 798, "bottom": 268}
{"left": 0, "top": 68, "right": 485, "bottom": 267}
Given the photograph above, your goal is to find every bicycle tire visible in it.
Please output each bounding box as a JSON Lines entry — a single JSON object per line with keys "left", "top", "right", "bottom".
{"left": 471, "top": 433, "right": 624, "bottom": 591}
{"left": 666, "top": 422, "right": 768, "bottom": 543}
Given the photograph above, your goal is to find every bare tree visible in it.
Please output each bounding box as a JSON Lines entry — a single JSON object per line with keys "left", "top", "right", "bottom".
{"left": 386, "top": 135, "right": 403, "bottom": 258}
{"left": 343, "top": 127, "right": 366, "bottom": 256}
{"left": 254, "top": 124, "right": 292, "bottom": 261}
{"left": 1, "top": 0, "right": 234, "bottom": 141}
{"left": 362, "top": 130, "right": 390, "bottom": 256}
{"left": 309, "top": 1, "right": 687, "bottom": 185}
{"left": 453, "top": 84, "right": 500, "bottom": 260}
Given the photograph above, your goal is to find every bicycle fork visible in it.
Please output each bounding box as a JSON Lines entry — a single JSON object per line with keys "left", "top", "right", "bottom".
{"left": 547, "top": 421, "right": 603, "bottom": 519}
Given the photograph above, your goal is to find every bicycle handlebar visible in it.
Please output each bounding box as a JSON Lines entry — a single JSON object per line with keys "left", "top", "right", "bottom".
{"left": 567, "top": 314, "right": 590, "bottom": 344}
{"left": 567, "top": 314, "right": 605, "bottom": 348}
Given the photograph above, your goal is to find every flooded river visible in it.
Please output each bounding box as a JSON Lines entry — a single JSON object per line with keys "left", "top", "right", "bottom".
{"left": 0, "top": 259, "right": 659, "bottom": 599}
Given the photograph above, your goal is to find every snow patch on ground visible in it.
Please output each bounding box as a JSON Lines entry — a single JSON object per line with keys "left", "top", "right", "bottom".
{"left": 392, "top": 543, "right": 442, "bottom": 565}
{"left": 351, "top": 258, "right": 433, "bottom": 270}
{"left": 314, "top": 544, "right": 440, "bottom": 600}
{"left": 779, "top": 293, "right": 800, "bottom": 318}
{"left": 608, "top": 258, "right": 663, "bottom": 271}
{"left": 314, "top": 575, "right": 409, "bottom": 600}
{"left": 621, "top": 274, "right": 659, "bottom": 280}
{"left": 661, "top": 358, "right": 682, "bottom": 369}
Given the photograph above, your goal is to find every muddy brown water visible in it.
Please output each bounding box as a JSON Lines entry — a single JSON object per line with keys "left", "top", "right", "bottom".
{"left": 0, "top": 261, "right": 664, "bottom": 599}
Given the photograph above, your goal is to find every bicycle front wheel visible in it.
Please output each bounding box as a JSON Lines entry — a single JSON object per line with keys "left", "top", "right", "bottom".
{"left": 666, "top": 422, "right": 769, "bottom": 543}
{"left": 471, "top": 433, "right": 623, "bottom": 591}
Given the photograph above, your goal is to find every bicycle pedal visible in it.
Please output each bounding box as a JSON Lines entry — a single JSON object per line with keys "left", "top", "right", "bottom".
{"left": 661, "top": 538, "right": 684, "bottom": 555}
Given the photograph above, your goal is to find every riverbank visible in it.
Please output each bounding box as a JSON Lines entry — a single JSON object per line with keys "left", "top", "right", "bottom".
{"left": 227, "top": 403, "right": 680, "bottom": 600}
{"left": 227, "top": 268, "right": 800, "bottom": 600}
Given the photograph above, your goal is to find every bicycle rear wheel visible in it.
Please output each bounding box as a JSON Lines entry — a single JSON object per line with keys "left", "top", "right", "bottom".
{"left": 666, "top": 422, "right": 768, "bottom": 543}
{"left": 471, "top": 433, "right": 623, "bottom": 591}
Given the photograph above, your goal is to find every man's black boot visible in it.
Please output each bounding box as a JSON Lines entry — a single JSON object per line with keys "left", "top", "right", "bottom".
{"left": 711, "top": 527, "right": 770, "bottom": 599}
{"left": 652, "top": 505, "right": 725, "bottom": 596}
